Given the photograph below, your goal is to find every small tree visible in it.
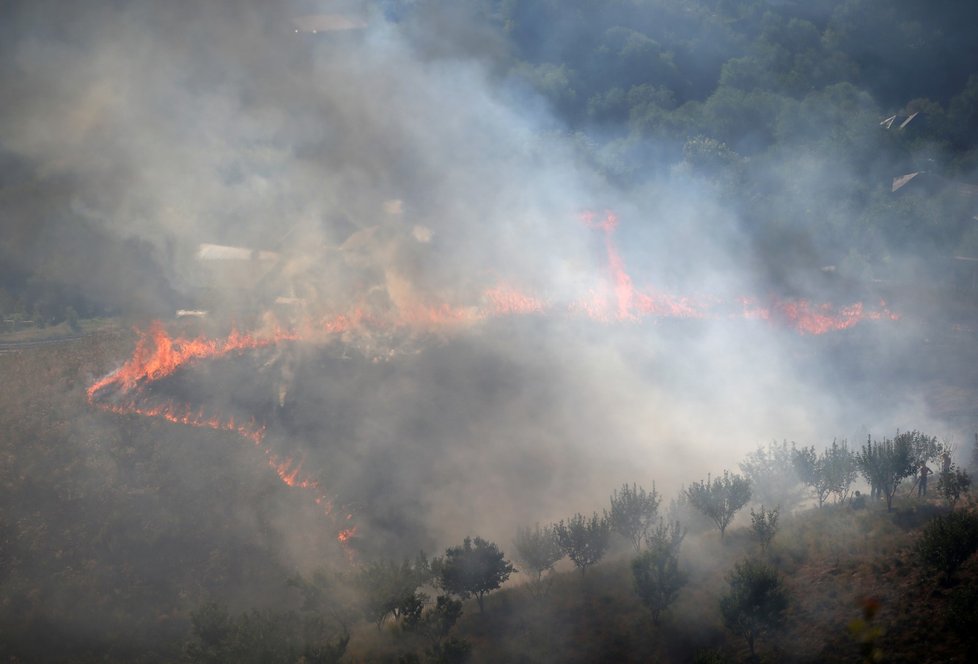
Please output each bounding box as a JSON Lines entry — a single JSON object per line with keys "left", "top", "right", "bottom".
{"left": 916, "top": 511, "right": 978, "bottom": 583}
{"left": 554, "top": 512, "right": 612, "bottom": 573}
{"left": 793, "top": 440, "right": 857, "bottom": 508}
{"left": 512, "top": 524, "right": 563, "bottom": 589}
{"left": 750, "top": 505, "right": 780, "bottom": 552}
{"left": 898, "top": 430, "right": 943, "bottom": 466}
{"left": 686, "top": 471, "right": 752, "bottom": 539}
{"left": 739, "top": 440, "right": 805, "bottom": 513}
{"left": 857, "top": 435, "right": 916, "bottom": 512}
{"left": 632, "top": 520, "right": 687, "bottom": 624}
{"left": 720, "top": 559, "right": 789, "bottom": 659}
{"left": 608, "top": 482, "right": 661, "bottom": 552}
{"left": 356, "top": 555, "right": 432, "bottom": 629}
{"left": 434, "top": 537, "right": 515, "bottom": 614}
{"left": 418, "top": 595, "right": 463, "bottom": 642}
{"left": 937, "top": 465, "right": 972, "bottom": 508}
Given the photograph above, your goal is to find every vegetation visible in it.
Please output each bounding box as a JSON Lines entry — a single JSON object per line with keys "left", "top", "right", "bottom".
{"left": 750, "top": 505, "right": 780, "bottom": 552}
{"left": 739, "top": 441, "right": 804, "bottom": 513}
{"left": 631, "top": 520, "right": 686, "bottom": 624}
{"left": 719, "top": 559, "right": 789, "bottom": 660}
{"left": 608, "top": 482, "right": 661, "bottom": 552}
{"left": 857, "top": 435, "right": 917, "bottom": 512}
{"left": 686, "top": 471, "right": 752, "bottom": 539}
{"left": 184, "top": 602, "right": 350, "bottom": 664}
{"left": 937, "top": 465, "right": 972, "bottom": 508}
{"left": 512, "top": 523, "right": 563, "bottom": 589}
{"left": 793, "top": 439, "right": 858, "bottom": 507}
{"left": 433, "top": 537, "right": 515, "bottom": 614}
{"left": 6, "top": 0, "right": 978, "bottom": 661}
{"left": 356, "top": 555, "right": 431, "bottom": 628}
{"left": 554, "top": 512, "right": 612, "bottom": 573}
{"left": 915, "top": 511, "right": 978, "bottom": 583}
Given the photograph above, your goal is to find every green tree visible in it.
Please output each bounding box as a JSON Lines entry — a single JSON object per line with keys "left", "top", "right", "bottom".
{"left": 720, "top": 560, "right": 789, "bottom": 660}
{"left": 554, "top": 512, "right": 612, "bottom": 573}
{"left": 739, "top": 440, "right": 804, "bottom": 513}
{"left": 750, "top": 505, "right": 779, "bottom": 552}
{"left": 686, "top": 471, "right": 752, "bottom": 539}
{"left": 631, "top": 520, "right": 686, "bottom": 624}
{"left": 434, "top": 537, "right": 515, "bottom": 613}
{"left": 793, "top": 440, "right": 857, "bottom": 507}
{"left": 938, "top": 466, "right": 972, "bottom": 508}
{"left": 512, "top": 523, "right": 563, "bottom": 589}
{"left": 856, "top": 435, "right": 916, "bottom": 512}
{"left": 916, "top": 511, "right": 978, "bottom": 583}
{"left": 608, "top": 482, "right": 661, "bottom": 552}
{"left": 897, "top": 430, "right": 943, "bottom": 466}
{"left": 418, "top": 595, "right": 463, "bottom": 642}
{"left": 356, "top": 554, "right": 431, "bottom": 628}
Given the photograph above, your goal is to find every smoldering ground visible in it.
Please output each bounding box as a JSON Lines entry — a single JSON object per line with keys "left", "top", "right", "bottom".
{"left": 2, "top": 0, "right": 975, "bottom": 624}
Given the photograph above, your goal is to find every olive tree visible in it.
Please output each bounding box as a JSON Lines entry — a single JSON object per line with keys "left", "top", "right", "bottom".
{"left": 631, "top": 520, "right": 686, "bottom": 624}
{"left": 739, "top": 440, "right": 805, "bottom": 513}
{"left": 856, "top": 434, "right": 916, "bottom": 512}
{"left": 720, "top": 559, "right": 789, "bottom": 659}
{"left": 512, "top": 524, "right": 563, "bottom": 591}
{"left": 356, "top": 555, "right": 432, "bottom": 629}
{"left": 434, "top": 537, "right": 515, "bottom": 614}
{"left": 750, "top": 505, "right": 780, "bottom": 552}
{"left": 554, "top": 512, "right": 612, "bottom": 573}
{"left": 793, "top": 440, "right": 857, "bottom": 507}
{"left": 938, "top": 465, "right": 972, "bottom": 508}
{"left": 608, "top": 482, "right": 661, "bottom": 552}
{"left": 686, "top": 471, "right": 752, "bottom": 539}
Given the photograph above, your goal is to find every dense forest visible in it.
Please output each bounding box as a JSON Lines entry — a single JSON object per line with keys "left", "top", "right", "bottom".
{"left": 3, "top": 0, "right": 978, "bottom": 662}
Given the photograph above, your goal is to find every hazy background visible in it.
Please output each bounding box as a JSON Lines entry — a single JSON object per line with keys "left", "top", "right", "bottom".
{"left": 3, "top": 0, "right": 978, "bottom": 604}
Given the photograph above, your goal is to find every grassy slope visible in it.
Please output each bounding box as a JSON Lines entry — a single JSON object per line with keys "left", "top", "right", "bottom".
{"left": 345, "top": 501, "right": 977, "bottom": 663}
{"left": 2, "top": 333, "right": 977, "bottom": 662}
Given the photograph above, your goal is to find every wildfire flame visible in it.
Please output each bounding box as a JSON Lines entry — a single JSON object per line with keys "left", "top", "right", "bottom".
{"left": 87, "top": 211, "right": 899, "bottom": 553}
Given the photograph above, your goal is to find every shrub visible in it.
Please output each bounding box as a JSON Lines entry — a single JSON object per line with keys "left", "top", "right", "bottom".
{"left": 608, "top": 482, "right": 660, "bottom": 552}
{"left": 686, "top": 471, "right": 752, "bottom": 539}
{"left": 937, "top": 466, "right": 972, "bottom": 508}
{"left": 720, "top": 559, "right": 789, "bottom": 658}
{"left": 750, "top": 505, "right": 780, "bottom": 552}
{"left": 916, "top": 511, "right": 978, "bottom": 583}
{"left": 434, "top": 537, "right": 515, "bottom": 613}
{"left": 554, "top": 512, "right": 612, "bottom": 573}
{"left": 512, "top": 523, "right": 563, "bottom": 587}
{"left": 631, "top": 520, "right": 687, "bottom": 624}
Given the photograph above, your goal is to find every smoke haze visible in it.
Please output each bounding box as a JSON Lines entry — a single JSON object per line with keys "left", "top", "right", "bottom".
{"left": 3, "top": 0, "right": 977, "bottom": 635}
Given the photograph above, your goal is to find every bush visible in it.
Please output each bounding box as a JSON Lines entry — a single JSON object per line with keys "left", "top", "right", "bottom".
{"left": 916, "top": 511, "right": 978, "bottom": 583}
{"left": 937, "top": 467, "right": 972, "bottom": 508}
{"left": 750, "top": 505, "right": 780, "bottom": 552}
{"left": 512, "top": 523, "right": 563, "bottom": 587}
{"left": 434, "top": 537, "right": 515, "bottom": 613}
{"left": 945, "top": 583, "right": 978, "bottom": 638}
{"left": 554, "top": 512, "right": 612, "bottom": 573}
{"left": 686, "top": 471, "right": 752, "bottom": 539}
{"left": 608, "top": 482, "right": 661, "bottom": 552}
{"left": 720, "top": 559, "right": 789, "bottom": 659}
{"left": 631, "top": 521, "right": 687, "bottom": 624}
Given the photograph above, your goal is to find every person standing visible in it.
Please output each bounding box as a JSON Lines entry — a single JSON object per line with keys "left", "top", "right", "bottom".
{"left": 918, "top": 463, "right": 933, "bottom": 497}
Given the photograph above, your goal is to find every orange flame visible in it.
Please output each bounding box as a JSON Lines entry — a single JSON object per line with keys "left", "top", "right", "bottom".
{"left": 87, "top": 211, "right": 901, "bottom": 561}
{"left": 484, "top": 285, "right": 545, "bottom": 316}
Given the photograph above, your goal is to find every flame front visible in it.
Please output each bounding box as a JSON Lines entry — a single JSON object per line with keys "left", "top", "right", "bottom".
{"left": 87, "top": 212, "right": 899, "bottom": 555}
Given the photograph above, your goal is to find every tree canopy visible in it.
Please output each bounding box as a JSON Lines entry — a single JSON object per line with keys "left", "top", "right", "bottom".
{"left": 686, "top": 471, "right": 752, "bottom": 539}
{"left": 434, "top": 537, "right": 515, "bottom": 613}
